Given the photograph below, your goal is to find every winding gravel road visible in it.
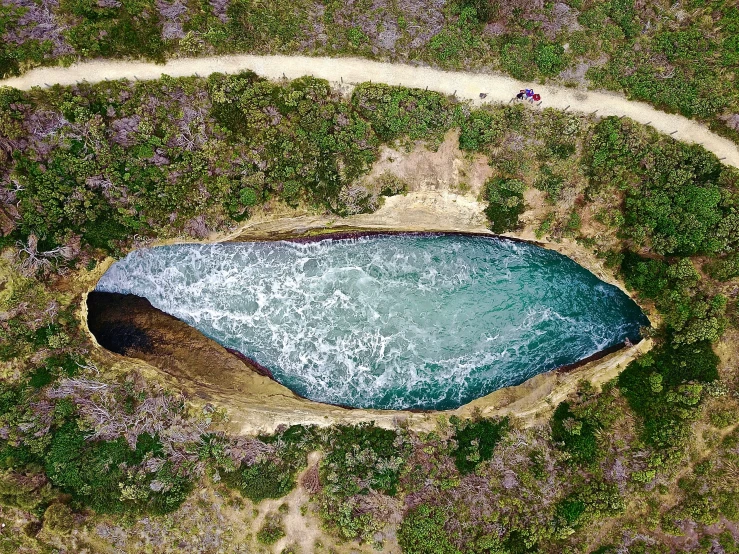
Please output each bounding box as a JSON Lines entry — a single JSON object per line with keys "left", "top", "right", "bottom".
{"left": 1, "top": 54, "right": 737, "bottom": 168}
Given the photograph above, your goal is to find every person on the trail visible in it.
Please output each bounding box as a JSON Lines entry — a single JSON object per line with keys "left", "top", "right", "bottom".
{"left": 516, "top": 89, "right": 541, "bottom": 102}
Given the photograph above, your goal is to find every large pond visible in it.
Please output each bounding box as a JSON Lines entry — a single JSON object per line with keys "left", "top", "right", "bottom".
{"left": 96, "top": 234, "right": 648, "bottom": 410}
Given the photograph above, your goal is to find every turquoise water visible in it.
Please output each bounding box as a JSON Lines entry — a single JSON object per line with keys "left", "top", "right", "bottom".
{"left": 96, "top": 234, "right": 648, "bottom": 410}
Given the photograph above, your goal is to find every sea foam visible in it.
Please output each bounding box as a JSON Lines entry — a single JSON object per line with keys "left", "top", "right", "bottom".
{"left": 96, "top": 234, "right": 648, "bottom": 410}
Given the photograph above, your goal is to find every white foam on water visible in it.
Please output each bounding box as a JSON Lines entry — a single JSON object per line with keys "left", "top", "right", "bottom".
{"left": 96, "top": 235, "right": 648, "bottom": 409}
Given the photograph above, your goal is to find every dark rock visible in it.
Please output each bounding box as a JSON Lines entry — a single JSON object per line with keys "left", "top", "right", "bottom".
{"left": 91, "top": 320, "right": 153, "bottom": 356}
{"left": 86, "top": 291, "right": 269, "bottom": 391}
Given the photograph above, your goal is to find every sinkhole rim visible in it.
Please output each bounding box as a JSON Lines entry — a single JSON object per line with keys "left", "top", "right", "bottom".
{"left": 88, "top": 230, "right": 651, "bottom": 413}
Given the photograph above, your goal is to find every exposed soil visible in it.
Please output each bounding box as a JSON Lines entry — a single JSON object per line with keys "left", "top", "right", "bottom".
{"left": 362, "top": 128, "right": 493, "bottom": 198}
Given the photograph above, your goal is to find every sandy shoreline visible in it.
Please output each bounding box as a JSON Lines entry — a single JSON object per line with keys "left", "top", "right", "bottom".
{"left": 1, "top": 54, "right": 737, "bottom": 168}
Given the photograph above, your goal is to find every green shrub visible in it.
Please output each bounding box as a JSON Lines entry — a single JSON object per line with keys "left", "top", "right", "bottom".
{"left": 42, "top": 503, "right": 74, "bottom": 535}
{"left": 398, "top": 504, "right": 461, "bottom": 554}
{"left": 459, "top": 105, "right": 525, "bottom": 153}
{"left": 704, "top": 253, "right": 739, "bottom": 281}
{"left": 256, "top": 515, "right": 286, "bottom": 545}
{"left": 709, "top": 407, "right": 737, "bottom": 428}
{"left": 0, "top": 385, "right": 22, "bottom": 418}
{"left": 376, "top": 173, "right": 408, "bottom": 197}
{"left": 28, "top": 355, "right": 81, "bottom": 389}
{"left": 318, "top": 424, "right": 406, "bottom": 541}
{"left": 607, "top": 0, "right": 639, "bottom": 39}
{"left": 534, "top": 43, "right": 567, "bottom": 77}
{"left": 226, "top": 0, "right": 307, "bottom": 51}
{"left": 224, "top": 460, "right": 296, "bottom": 504}
{"left": 27, "top": 366, "right": 53, "bottom": 389}
{"left": 219, "top": 426, "right": 315, "bottom": 504}
{"left": 585, "top": 118, "right": 736, "bottom": 256}
{"left": 321, "top": 424, "right": 404, "bottom": 496}
{"left": 555, "top": 496, "right": 586, "bottom": 528}
{"left": 351, "top": 83, "right": 458, "bottom": 143}
{"left": 719, "top": 531, "right": 739, "bottom": 552}
{"left": 722, "top": 19, "right": 739, "bottom": 67}
{"left": 575, "top": 480, "right": 624, "bottom": 519}
{"left": 555, "top": 482, "right": 624, "bottom": 534}
{"left": 564, "top": 211, "right": 582, "bottom": 234}
{"left": 618, "top": 341, "right": 719, "bottom": 454}
{"left": 621, "top": 253, "right": 727, "bottom": 345}
{"left": 60, "top": 0, "right": 167, "bottom": 62}
{"left": 347, "top": 28, "right": 369, "bottom": 47}
{"left": 500, "top": 38, "right": 536, "bottom": 81}
{"left": 484, "top": 178, "right": 526, "bottom": 233}
{"left": 451, "top": 417, "right": 508, "bottom": 474}
{"left": 428, "top": 7, "right": 483, "bottom": 65}
{"left": 458, "top": 110, "right": 504, "bottom": 151}
{"left": 551, "top": 402, "right": 599, "bottom": 466}
{"left": 44, "top": 422, "right": 190, "bottom": 514}
{"left": 533, "top": 167, "right": 564, "bottom": 202}
{"left": 0, "top": 470, "right": 58, "bottom": 511}
{"left": 457, "top": 0, "right": 497, "bottom": 23}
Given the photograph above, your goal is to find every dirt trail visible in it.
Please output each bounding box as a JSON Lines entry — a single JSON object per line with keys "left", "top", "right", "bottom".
{"left": 1, "top": 54, "right": 737, "bottom": 168}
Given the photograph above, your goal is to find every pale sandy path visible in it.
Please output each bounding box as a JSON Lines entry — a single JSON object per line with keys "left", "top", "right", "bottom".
{"left": 2, "top": 54, "right": 738, "bottom": 168}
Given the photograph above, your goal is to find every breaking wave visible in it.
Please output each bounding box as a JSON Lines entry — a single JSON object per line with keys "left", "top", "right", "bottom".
{"left": 96, "top": 234, "right": 648, "bottom": 410}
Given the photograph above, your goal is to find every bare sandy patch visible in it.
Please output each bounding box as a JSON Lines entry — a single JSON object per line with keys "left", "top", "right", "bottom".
{"left": 248, "top": 451, "right": 391, "bottom": 554}
{"left": 362, "top": 129, "right": 493, "bottom": 198}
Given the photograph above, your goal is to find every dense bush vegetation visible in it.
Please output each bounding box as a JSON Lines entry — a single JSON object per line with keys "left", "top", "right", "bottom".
{"left": 45, "top": 424, "right": 192, "bottom": 514}
{"left": 3, "top": 73, "right": 388, "bottom": 257}
{"left": 705, "top": 252, "right": 739, "bottom": 281}
{"left": 60, "top": 0, "right": 168, "bottom": 61}
{"left": 551, "top": 401, "right": 599, "bottom": 466}
{"left": 318, "top": 423, "right": 407, "bottom": 542}
{"left": 618, "top": 341, "right": 719, "bottom": 460}
{"left": 484, "top": 178, "right": 526, "bottom": 233}
{"left": 0, "top": 376, "right": 196, "bottom": 519}
{"left": 586, "top": 118, "right": 739, "bottom": 257}
{"left": 220, "top": 459, "right": 298, "bottom": 503}
{"left": 351, "top": 83, "right": 461, "bottom": 144}
{"left": 621, "top": 254, "right": 728, "bottom": 345}
{"left": 219, "top": 425, "right": 317, "bottom": 503}
{"left": 398, "top": 504, "right": 461, "bottom": 554}
{"left": 551, "top": 382, "right": 624, "bottom": 468}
